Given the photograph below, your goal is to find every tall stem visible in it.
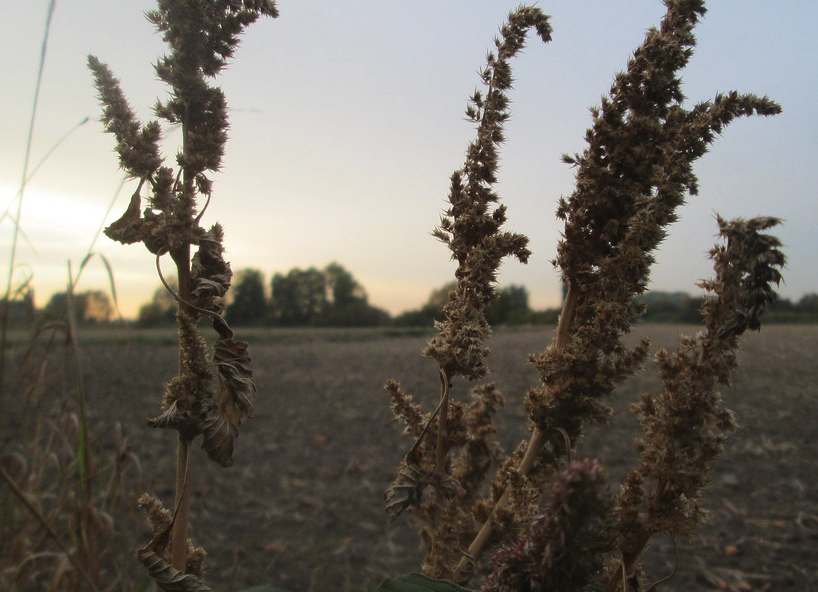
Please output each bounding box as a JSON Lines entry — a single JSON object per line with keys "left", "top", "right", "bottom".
{"left": 454, "top": 283, "right": 579, "bottom": 582}
{"left": 170, "top": 239, "right": 192, "bottom": 572}
{"left": 0, "top": 0, "right": 56, "bottom": 396}
{"left": 433, "top": 369, "right": 451, "bottom": 530}
{"left": 172, "top": 434, "right": 192, "bottom": 571}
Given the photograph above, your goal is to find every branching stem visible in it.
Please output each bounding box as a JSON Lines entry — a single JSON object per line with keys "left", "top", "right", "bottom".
{"left": 455, "top": 283, "right": 580, "bottom": 581}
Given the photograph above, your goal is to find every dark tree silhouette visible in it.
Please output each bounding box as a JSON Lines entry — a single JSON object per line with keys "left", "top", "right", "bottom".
{"left": 226, "top": 268, "right": 267, "bottom": 326}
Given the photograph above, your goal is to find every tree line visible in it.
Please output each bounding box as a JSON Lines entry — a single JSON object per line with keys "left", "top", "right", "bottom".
{"left": 633, "top": 291, "right": 818, "bottom": 324}
{"left": 135, "top": 263, "right": 539, "bottom": 328}
{"left": 16, "top": 268, "right": 818, "bottom": 328}
{"left": 137, "top": 265, "right": 818, "bottom": 329}
{"left": 139, "top": 262, "right": 390, "bottom": 327}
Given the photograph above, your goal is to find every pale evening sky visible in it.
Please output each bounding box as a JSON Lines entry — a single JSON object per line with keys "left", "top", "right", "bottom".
{"left": 2, "top": 1, "right": 816, "bottom": 319}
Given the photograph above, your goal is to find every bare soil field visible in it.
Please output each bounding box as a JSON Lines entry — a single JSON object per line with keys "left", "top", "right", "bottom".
{"left": 4, "top": 324, "right": 817, "bottom": 591}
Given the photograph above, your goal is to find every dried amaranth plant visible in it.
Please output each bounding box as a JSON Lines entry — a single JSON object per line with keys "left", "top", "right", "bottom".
{"left": 608, "top": 216, "right": 785, "bottom": 589}
{"left": 481, "top": 216, "right": 785, "bottom": 592}
{"left": 88, "top": 1, "right": 278, "bottom": 588}
{"left": 387, "top": 1, "right": 784, "bottom": 589}
{"left": 458, "top": 1, "right": 782, "bottom": 582}
{"left": 384, "top": 5, "right": 552, "bottom": 580}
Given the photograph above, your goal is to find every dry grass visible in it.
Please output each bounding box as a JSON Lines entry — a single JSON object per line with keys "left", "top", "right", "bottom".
{"left": 0, "top": 325, "right": 147, "bottom": 591}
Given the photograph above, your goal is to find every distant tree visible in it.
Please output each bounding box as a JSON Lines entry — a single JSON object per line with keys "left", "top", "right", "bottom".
{"left": 317, "top": 300, "right": 391, "bottom": 327}
{"left": 268, "top": 263, "right": 390, "bottom": 327}
{"left": 42, "top": 292, "right": 71, "bottom": 322}
{"left": 84, "top": 291, "right": 115, "bottom": 322}
{"left": 765, "top": 292, "right": 818, "bottom": 323}
{"left": 5, "top": 289, "right": 35, "bottom": 328}
{"left": 486, "top": 284, "right": 531, "bottom": 325}
{"left": 680, "top": 296, "right": 705, "bottom": 323}
{"left": 325, "top": 262, "right": 366, "bottom": 308}
{"left": 427, "top": 282, "right": 456, "bottom": 311}
{"left": 394, "top": 282, "right": 533, "bottom": 327}
{"left": 392, "top": 281, "right": 455, "bottom": 327}
{"left": 137, "top": 283, "right": 177, "bottom": 327}
{"left": 798, "top": 293, "right": 818, "bottom": 313}
{"left": 636, "top": 291, "right": 703, "bottom": 324}
{"left": 795, "top": 293, "right": 818, "bottom": 323}
{"left": 226, "top": 268, "right": 267, "bottom": 326}
{"left": 43, "top": 290, "right": 114, "bottom": 323}
{"left": 270, "top": 267, "right": 327, "bottom": 326}
{"left": 319, "top": 262, "right": 389, "bottom": 326}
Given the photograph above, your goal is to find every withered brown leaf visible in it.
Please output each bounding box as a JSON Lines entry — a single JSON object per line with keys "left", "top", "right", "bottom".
{"left": 137, "top": 522, "right": 212, "bottom": 591}
{"left": 147, "top": 400, "right": 199, "bottom": 439}
{"left": 200, "top": 316, "right": 255, "bottom": 467}
{"left": 190, "top": 224, "right": 232, "bottom": 309}
{"left": 384, "top": 462, "right": 427, "bottom": 524}
{"left": 104, "top": 187, "right": 145, "bottom": 245}
{"left": 200, "top": 383, "right": 243, "bottom": 467}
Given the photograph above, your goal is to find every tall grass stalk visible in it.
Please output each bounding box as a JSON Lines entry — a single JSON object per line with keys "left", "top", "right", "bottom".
{"left": 0, "top": 306, "right": 143, "bottom": 590}
{"left": 0, "top": 0, "right": 57, "bottom": 397}
{"left": 0, "top": 463, "right": 100, "bottom": 591}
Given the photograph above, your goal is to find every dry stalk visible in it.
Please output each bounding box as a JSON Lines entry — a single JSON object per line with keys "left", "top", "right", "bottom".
{"left": 0, "top": 464, "right": 100, "bottom": 592}
{"left": 0, "top": 0, "right": 56, "bottom": 399}
{"left": 385, "top": 6, "right": 551, "bottom": 577}
{"left": 602, "top": 216, "right": 785, "bottom": 590}
{"left": 453, "top": 282, "right": 579, "bottom": 578}
{"left": 384, "top": 5, "right": 552, "bottom": 580}
{"left": 383, "top": 0, "right": 784, "bottom": 589}
{"left": 88, "top": 1, "right": 278, "bottom": 585}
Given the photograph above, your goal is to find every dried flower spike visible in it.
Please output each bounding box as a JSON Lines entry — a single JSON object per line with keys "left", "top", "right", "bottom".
{"left": 385, "top": 5, "right": 551, "bottom": 581}
{"left": 89, "top": 1, "right": 278, "bottom": 583}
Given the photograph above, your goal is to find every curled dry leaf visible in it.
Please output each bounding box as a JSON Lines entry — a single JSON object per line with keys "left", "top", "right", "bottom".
{"left": 104, "top": 187, "right": 145, "bottom": 245}
{"left": 200, "top": 316, "right": 255, "bottom": 467}
{"left": 383, "top": 442, "right": 461, "bottom": 523}
{"left": 138, "top": 549, "right": 212, "bottom": 592}
{"left": 148, "top": 400, "right": 192, "bottom": 433}
{"left": 431, "top": 473, "right": 461, "bottom": 501}
{"left": 200, "top": 383, "right": 244, "bottom": 468}
{"left": 211, "top": 322, "right": 255, "bottom": 415}
{"left": 385, "top": 463, "right": 428, "bottom": 524}
{"left": 137, "top": 522, "right": 212, "bottom": 591}
{"left": 190, "top": 224, "right": 232, "bottom": 309}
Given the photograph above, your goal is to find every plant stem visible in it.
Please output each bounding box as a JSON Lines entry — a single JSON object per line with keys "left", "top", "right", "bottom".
{"left": 434, "top": 369, "right": 451, "bottom": 529}
{"left": 64, "top": 261, "right": 101, "bottom": 584}
{"left": 454, "top": 283, "right": 579, "bottom": 582}
{"left": 172, "top": 433, "right": 192, "bottom": 571}
{"left": 170, "top": 232, "right": 193, "bottom": 571}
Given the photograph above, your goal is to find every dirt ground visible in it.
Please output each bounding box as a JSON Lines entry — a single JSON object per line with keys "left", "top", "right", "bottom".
{"left": 5, "top": 324, "right": 818, "bottom": 591}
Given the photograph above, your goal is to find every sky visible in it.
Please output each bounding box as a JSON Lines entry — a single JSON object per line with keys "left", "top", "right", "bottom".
{"left": 2, "top": 1, "right": 817, "bottom": 319}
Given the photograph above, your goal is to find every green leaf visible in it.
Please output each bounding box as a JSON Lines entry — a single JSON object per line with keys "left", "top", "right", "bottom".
{"left": 238, "top": 587, "right": 295, "bottom": 592}
{"left": 583, "top": 583, "right": 608, "bottom": 592}
{"left": 376, "top": 573, "right": 476, "bottom": 592}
